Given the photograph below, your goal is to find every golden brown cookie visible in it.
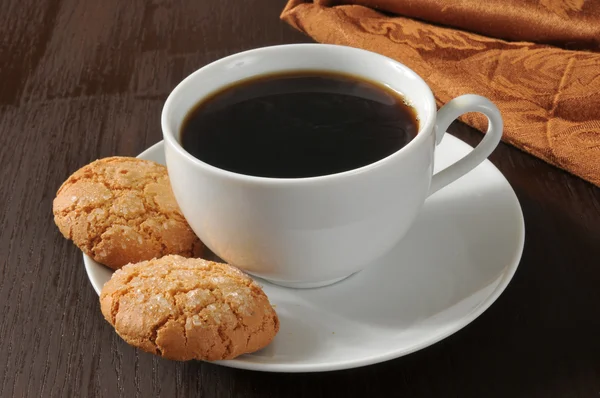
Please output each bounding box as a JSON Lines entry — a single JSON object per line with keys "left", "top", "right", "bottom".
{"left": 99, "top": 255, "right": 279, "bottom": 361}
{"left": 53, "top": 157, "right": 203, "bottom": 269}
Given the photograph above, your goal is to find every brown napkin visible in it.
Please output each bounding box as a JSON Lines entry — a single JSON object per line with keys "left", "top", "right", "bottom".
{"left": 281, "top": 0, "right": 600, "bottom": 186}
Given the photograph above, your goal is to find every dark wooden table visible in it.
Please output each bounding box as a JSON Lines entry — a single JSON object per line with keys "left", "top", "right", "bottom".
{"left": 1, "top": 0, "right": 599, "bottom": 396}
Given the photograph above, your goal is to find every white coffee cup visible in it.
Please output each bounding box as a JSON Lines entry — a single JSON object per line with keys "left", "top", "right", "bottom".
{"left": 162, "top": 44, "right": 503, "bottom": 288}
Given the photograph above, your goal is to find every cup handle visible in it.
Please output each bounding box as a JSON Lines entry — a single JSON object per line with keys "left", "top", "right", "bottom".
{"left": 429, "top": 94, "right": 503, "bottom": 196}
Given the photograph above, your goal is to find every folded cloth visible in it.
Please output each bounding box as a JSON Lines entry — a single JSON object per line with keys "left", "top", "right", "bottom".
{"left": 281, "top": 0, "right": 600, "bottom": 186}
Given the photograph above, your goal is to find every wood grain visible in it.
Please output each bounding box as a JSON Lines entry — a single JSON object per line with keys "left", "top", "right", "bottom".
{"left": 0, "top": 0, "right": 598, "bottom": 396}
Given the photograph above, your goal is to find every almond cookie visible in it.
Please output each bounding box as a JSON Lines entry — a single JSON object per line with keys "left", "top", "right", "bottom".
{"left": 53, "top": 157, "right": 203, "bottom": 269}
{"left": 99, "top": 255, "right": 279, "bottom": 361}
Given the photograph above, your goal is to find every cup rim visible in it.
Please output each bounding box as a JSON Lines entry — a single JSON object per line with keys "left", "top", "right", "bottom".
{"left": 161, "top": 43, "right": 437, "bottom": 185}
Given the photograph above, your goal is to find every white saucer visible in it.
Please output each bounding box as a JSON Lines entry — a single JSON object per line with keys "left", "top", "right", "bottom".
{"left": 84, "top": 135, "right": 524, "bottom": 373}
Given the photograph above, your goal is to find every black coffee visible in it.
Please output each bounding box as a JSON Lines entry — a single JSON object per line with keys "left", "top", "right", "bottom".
{"left": 180, "top": 71, "right": 419, "bottom": 178}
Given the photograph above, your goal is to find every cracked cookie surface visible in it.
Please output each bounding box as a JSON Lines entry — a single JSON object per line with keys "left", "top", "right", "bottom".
{"left": 53, "top": 157, "right": 203, "bottom": 269}
{"left": 100, "top": 255, "right": 279, "bottom": 361}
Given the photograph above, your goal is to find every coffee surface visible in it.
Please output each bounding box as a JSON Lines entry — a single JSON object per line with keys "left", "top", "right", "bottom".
{"left": 180, "top": 71, "right": 419, "bottom": 178}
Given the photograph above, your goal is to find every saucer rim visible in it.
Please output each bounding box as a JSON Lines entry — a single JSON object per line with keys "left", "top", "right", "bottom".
{"left": 84, "top": 137, "right": 525, "bottom": 373}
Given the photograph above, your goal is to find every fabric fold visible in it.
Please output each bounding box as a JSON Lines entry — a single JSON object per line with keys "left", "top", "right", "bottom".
{"left": 281, "top": 0, "right": 600, "bottom": 186}
{"left": 304, "top": 0, "right": 600, "bottom": 50}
